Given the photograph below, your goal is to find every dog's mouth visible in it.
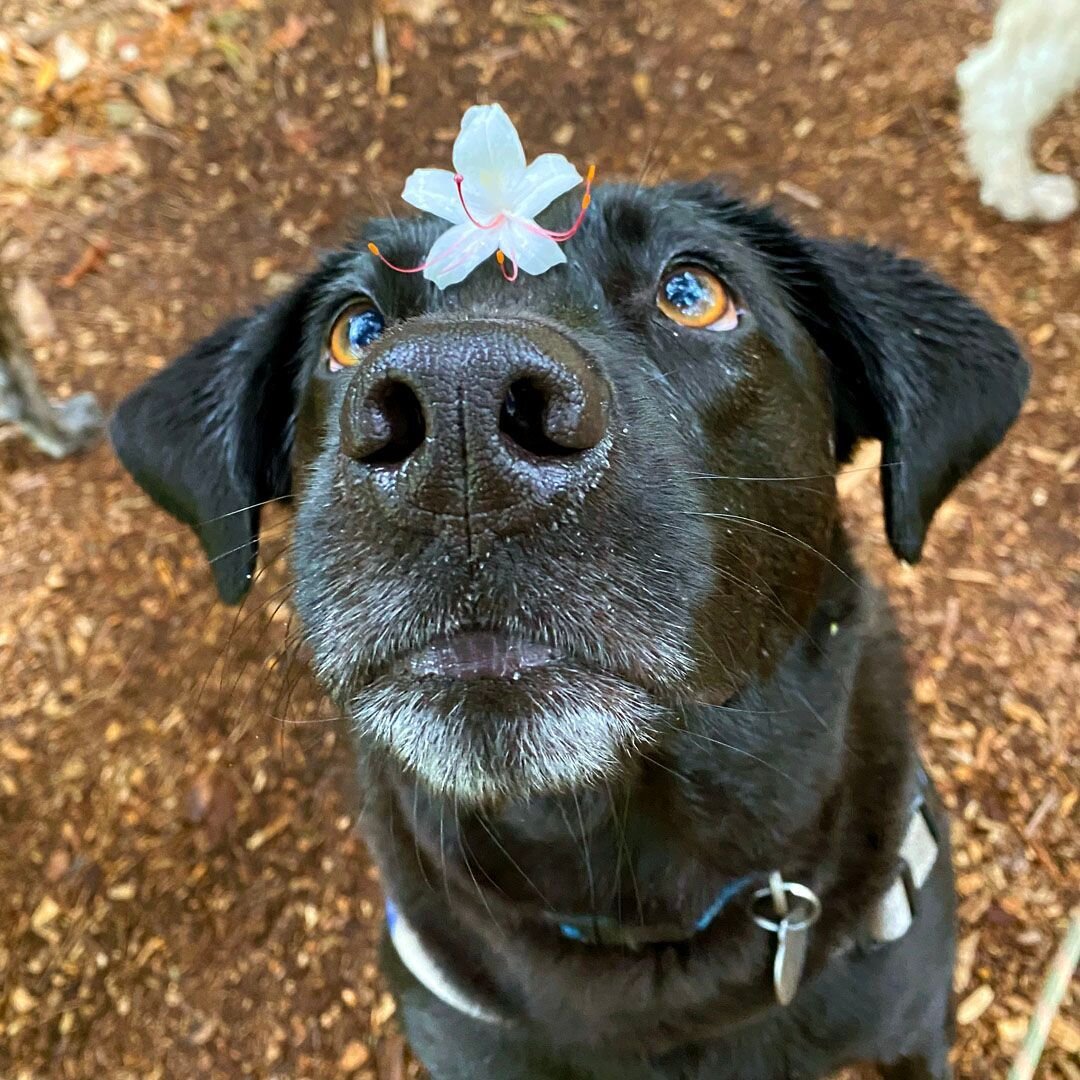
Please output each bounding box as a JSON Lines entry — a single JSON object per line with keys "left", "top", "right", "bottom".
{"left": 343, "top": 626, "right": 671, "bottom": 802}
{"left": 388, "top": 631, "right": 562, "bottom": 681}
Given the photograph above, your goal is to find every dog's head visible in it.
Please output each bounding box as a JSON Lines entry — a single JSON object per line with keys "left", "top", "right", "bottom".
{"left": 111, "top": 183, "right": 1027, "bottom": 803}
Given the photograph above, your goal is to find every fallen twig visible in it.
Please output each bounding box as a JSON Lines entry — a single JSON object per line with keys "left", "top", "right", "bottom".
{"left": 0, "top": 267, "right": 103, "bottom": 457}
{"left": 1007, "top": 911, "right": 1080, "bottom": 1080}
{"left": 372, "top": 10, "right": 392, "bottom": 97}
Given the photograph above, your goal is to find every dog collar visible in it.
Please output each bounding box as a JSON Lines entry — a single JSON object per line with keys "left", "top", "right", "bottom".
{"left": 385, "top": 900, "right": 508, "bottom": 1025}
{"left": 549, "top": 873, "right": 759, "bottom": 948}
{"left": 866, "top": 764, "right": 941, "bottom": 944}
{"left": 381, "top": 880, "right": 758, "bottom": 1027}
{"left": 385, "top": 767, "right": 939, "bottom": 1020}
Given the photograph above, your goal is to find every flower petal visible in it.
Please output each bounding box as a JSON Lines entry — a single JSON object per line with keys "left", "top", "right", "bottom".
{"left": 502, "top": 220, "right": 567, "bottom": 278}
{"left": 401, "top": 168, "right": 466, "bottom": 224}
{"left": 452, "top": 104, "right": 526, "bottom": 208}
{"left": 422, "top": 221, "right": 502, "bottom": 289}
{"left": 511, "top": 153, "right": 582, "bottom": 221}
{"left": 455, "top": 175, "right": 502, "bottom": 224}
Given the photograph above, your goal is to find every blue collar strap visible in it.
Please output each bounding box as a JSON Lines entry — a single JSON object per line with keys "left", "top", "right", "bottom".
{"left": 549, "top": 873, "right": 759, "bottom": 949}
{"left": 384, "top": 875, "right": 758, "bottom": 1026}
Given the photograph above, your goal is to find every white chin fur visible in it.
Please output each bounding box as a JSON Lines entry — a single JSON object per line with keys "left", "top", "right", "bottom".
{"left": 348, "top": 669, "right": 664, "bottom": 803}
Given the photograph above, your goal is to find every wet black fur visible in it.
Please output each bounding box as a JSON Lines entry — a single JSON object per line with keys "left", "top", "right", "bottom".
{"left": 110, "top": 183, "right": 1028, "bottom": 1079}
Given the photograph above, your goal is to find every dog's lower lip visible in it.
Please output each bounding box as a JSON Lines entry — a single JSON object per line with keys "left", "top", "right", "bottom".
{"left": 392, "top": 631, "right": 561, "bottom": 680}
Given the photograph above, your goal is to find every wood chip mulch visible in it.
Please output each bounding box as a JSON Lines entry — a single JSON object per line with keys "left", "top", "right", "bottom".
{"left": 1, "top": 0, "right": 1076, "bottom": 1077}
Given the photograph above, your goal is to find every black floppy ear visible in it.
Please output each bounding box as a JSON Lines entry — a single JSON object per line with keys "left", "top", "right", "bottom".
{"left": 110, "top": 280, "right": 316, "bottom": 603}
{"left": 694, "top": 185, "right": 1029, "bottom": 560}
{"left": 802, "top": 239, "right": 1029, "bottom": 561}
{"left": 759, "top": 222, "right": 1029, "bottom": 562}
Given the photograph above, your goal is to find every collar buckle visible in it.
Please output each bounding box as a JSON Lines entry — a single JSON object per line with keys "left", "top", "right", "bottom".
{"left": 866, "top": 774, "right": 941, "bottom": 945}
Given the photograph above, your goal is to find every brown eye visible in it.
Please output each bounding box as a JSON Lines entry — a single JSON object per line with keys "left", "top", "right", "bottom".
{"left": 328, "top": 300, "right": 386, "bottom": 371}
{"left": 657, "top": 265, "right": 739, "bottom": 331}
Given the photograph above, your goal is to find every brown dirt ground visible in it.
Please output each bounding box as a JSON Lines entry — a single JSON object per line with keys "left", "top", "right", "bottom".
{"left": 0, "top": 1, "right": 1077, "bottom": 1077}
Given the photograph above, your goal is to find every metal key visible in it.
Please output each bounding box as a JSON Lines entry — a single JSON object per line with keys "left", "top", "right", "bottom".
{"left": 752, "top": 874, "right": 822, "bottom": 1006}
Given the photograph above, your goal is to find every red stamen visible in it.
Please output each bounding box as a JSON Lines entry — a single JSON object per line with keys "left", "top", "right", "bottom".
{"left": 454, "top": 174, "right": 503, "bottom": 229}
{"left": 367, "top": 241, "right": 427, "bottom": 274}
{"left": 496, "top": 249, "right": 519, "bottom": 282}
{"left": 367, "top": 238, "right": 484, "bottom": 280}
{"left": 527, "top": 162, "right": 596, "bottom": 243}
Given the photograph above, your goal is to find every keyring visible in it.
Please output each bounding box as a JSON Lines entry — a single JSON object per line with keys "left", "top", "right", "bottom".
{"left": 751, "top": 879, "right": 822, "bottom": 934}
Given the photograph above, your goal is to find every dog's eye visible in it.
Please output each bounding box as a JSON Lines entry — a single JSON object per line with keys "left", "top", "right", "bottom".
{"left": 328, "top": 301, "right": 386, "bottom": 370}
{"left": 657, "top": 265, "right": 739, "bottom": 331}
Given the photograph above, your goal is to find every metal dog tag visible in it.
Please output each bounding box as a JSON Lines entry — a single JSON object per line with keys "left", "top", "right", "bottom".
{"left": 752, "top": 874, "right": 823, "bottom": 1008}
{"left": 773, "top": 914, "right": 810, "bottom": 1006}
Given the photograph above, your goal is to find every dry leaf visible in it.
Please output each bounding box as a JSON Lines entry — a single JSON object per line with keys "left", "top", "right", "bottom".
{"left": 1051, "top": 1016, "right": 1080, "bottom": 1054}
{"left": 956, "top": 984, "right": 995, "bottom": 1026}
{"left": 250, "top": 256, "right": 276, "bottom": 281}
{"left": 275, "top": 110, "right": 320, "bottom": 154}
{"left": 8, "top": 105, "right": 43, "bottom": 131}
{"left": 33, "top": 57, "right": 58, "bottom": 95}
{"left": 996, "top": 1015, "right": 1027, "bottom": 1046}
{"left": 338, "top": 1040, "right": 371, "bottom": 1071}
{"left": 30, "top": 894, "right": 60, "bottom": 933}
{"left": 12, "top": 275, "right": 56, "bottom": 345}
{"left": 10, "top": 37, "right": 45, "bottom": 66}
{"left": 43, "top": 849, "right": 71, "bottom": 882}
{"left": 55, "top": 34, "right": 89, "bottom": 82}
{"left": 1027, "top": 322, "right": 1056, "bottom": 347}
{"left": 58, "top": 238, "right": 111, "bottom": 289}
{"left": 1000, "top": 694, "right": 1045, "bottom": 729}
{"left": 953, "top": 930, "right": 980, "bottom": 993}
{"left": 184, "top": 770, "right": 239, "bottom": 847}
{"left": 370, "top": 990, "right": 396, "bottom": 1029}
{"left": 0, "top": 134, "right": 144, "bottom": 188}
{"left": 385, "top": 0, "right": 449, "bottom": 24}
{"left": 945, "top": 567, "right": 997, "bottom": 586}
{"left": 776, "top": 179, "right": 824, "bottom": 210}
{"left": 266, "top": 14, "right": 309, "bottom": 52}
{"left": 104, "top": 99, "right": 140, "bottom": 128}
{"left": 135, "top": 75, "right": 175, "bottom": 126}
{"left": 552, "top": 122, "right": 575, "bottom": 146}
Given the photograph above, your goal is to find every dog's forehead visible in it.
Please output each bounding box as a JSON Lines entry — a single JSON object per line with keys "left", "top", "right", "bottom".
{"left": 337, "top": 184, "right": 751, "bottom": 319}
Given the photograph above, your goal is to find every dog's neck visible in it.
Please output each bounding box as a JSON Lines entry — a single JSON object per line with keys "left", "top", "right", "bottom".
{"left": 362, "top": 557, "right": 913, "bottom": 949}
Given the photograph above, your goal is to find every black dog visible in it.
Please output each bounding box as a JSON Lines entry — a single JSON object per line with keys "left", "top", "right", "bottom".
{"left": 110, "top": 183, "right": 1027, "bottom": 1079}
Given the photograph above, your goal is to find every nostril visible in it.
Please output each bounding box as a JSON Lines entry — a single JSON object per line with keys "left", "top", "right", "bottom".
{"left": 368, "top": 381, "right": 426, "bottom": 465}
{"left": 500, "top": 378, "right": 580, "bottom": 459}
{"left": 342, "top": 377, "right": 426, "bottom": 466}
{"left": 500, "top": 372, "right": 608, "bottom": 458}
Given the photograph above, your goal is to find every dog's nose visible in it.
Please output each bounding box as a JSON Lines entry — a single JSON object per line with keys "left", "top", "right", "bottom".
{"left": 339, "top": 320, "right": 610, "bottom": 524}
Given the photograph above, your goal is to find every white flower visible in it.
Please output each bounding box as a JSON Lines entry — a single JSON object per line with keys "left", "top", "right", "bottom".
{"left": 396, "top": 104, "right": 590, "bottom": 289}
